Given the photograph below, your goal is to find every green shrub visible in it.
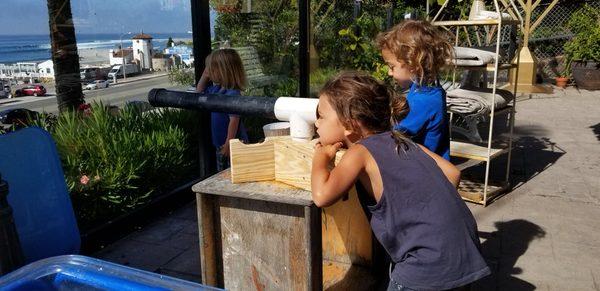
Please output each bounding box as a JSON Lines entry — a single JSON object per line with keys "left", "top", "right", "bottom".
{"left": 559, "top": 3, "right": 600, "bottom": 78}
{"left": 168, "top": 67, "right": 196, "bottom": 86}
{"left": 564, "top": 4, "right": 600, "bottom": 64}
{"left": 27, "top": 103, "right": 200, "bottom": 230}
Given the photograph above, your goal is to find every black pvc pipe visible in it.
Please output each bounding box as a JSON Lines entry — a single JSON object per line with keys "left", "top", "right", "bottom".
{"left": 148, "top": 88, "right": 278, "bottom": 119}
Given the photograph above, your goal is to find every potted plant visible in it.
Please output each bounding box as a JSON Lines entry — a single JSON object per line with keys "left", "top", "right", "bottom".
{"left": 563, "top": 4, "right": 600, "bottom": 90}
{"left": 555, "top": 59, "right": 570, "bottom": 89}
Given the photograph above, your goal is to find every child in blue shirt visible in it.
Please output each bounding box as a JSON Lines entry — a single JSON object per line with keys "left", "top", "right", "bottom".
{"left": 196, "top": 49, "right": 249, "bottom": 171}
{"left": 377, "top": 20, "right": 453, "bottom": 160}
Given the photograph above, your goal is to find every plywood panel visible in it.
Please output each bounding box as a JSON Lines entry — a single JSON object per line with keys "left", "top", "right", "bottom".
{"left": 322, "top": 188, "right": 372, "bottom": 266}
{"left": 230, "top": 138, "right": 276, "bottom": 183}
{"left": 274, "top": 139, "right": 314, "bottom": 190}
{"left": 218, "top": 197, "right": 308, "bottom": 291}
{"left": 274, "top": 138, "right": 345, "bottom": 191}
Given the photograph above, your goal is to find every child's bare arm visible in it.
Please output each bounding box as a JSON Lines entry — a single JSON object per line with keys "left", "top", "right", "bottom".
{"left": 195, "top": 68, "right": 210, "bottom": 93}
{"left": 222, "top": 115, "right": 240, "bottom": 156}
{"left": 311, "top": 144, "right": 365, "bottom": 207}
{"left": 418, "top": 144, "right": 461, "bottom": 188}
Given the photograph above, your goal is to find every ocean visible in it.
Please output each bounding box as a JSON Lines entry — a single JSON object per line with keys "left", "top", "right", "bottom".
{"left": 0, "top": 33, "right": 192, "bottom": 64}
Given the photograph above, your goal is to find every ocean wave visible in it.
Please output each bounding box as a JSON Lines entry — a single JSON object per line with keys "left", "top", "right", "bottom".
{"left": 0, "top": 44, "right": 51, "bottom": 54}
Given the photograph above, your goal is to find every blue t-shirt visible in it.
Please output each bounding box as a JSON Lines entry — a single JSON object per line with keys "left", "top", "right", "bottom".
{"left": 395, "top": 82, "right": 450, "bottom": 160}
{"left": 205, "top": 85, "right": 248, "bottom": 148}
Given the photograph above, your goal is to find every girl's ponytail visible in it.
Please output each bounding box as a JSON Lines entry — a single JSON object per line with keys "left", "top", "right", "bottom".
{"left": 389, "top": 89, "right": 411, "bottom": 153}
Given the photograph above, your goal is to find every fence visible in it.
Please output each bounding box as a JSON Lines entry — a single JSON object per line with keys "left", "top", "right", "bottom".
{"left": 529, "top": 1, "right": 599, "bottom": 80}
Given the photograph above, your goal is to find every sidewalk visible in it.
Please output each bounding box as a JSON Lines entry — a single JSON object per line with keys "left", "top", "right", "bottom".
{"left": 93, "top": 86, "right": 600, "bottom": 290}
{"left": 109, "top": 72, "right": 169, "bottom": 86}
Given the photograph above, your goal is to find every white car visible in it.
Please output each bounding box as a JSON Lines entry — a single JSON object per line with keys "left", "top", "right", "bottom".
{"left": 85, "top": 80, "right": 109, "bottom": 90}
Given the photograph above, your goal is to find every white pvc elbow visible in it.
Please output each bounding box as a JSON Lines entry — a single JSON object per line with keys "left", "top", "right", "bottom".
{"left": 274, "top": 97, "right": 319, "bottom": 141}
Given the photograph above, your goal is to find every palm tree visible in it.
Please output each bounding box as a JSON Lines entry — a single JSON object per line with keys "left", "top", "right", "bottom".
{"left": 47, "top": 0, "right": 84, "bottom": 112}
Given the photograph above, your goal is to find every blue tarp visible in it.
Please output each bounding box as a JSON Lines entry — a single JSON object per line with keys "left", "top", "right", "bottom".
{"left": 0, "top": 127, "right": 80, "bottom": 263}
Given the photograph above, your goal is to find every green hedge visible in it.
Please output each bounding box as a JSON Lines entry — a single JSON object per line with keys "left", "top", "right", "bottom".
{"left": 26, "top": 103, "right": 201, "bottom": 230}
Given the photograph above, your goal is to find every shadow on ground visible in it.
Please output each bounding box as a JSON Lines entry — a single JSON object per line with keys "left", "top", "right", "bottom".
{"left": 458, "top": 133, "right": 566, "bottom": 194}
{"left": 590, "top": 123, "right": 600, "bottom": 141}
{"left": 474, "top": 219, "right": 546, "bottom": 290}
{"left": 509, "top": 135, "right": 566, "bottom": 189}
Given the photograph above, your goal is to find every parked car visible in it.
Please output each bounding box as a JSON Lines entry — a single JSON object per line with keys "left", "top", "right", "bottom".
{"left": 85, "top": 80, "right": 110, "bottom": 90}
{"left": 14, "top": 85, "right": 46, "bottom": 97}
{"left": 0, "top": 80, "right": 11, "bottom": 99}
{"left": 0, "top": 108, "right": 39, "bottom": 128}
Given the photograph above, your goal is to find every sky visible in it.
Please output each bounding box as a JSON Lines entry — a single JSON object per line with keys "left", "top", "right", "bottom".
{"left": 0, "top": 0, "right": 193, "bottom": 35}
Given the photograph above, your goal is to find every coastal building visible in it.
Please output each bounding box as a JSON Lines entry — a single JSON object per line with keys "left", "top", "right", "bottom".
{"left": 164, "top": 45, "right": 194, "bottom": 67}
{"left": 132, "top": 32, "right": 154, "bottom": 70}
{"left": 37, "top": 60, "right": 55, "bottom": 78}
{"left": 152, "top": 53, "right": 174, "bottom": 71}
{"left": 109, "top": 48, "right": 133, "bottom": 66}
{"left": 0, "top": 63, "right": 40, "bottom": 80}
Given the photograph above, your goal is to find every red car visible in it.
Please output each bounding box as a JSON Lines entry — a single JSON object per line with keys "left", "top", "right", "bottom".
{"left": 15, "top": 84, "right": 46, "bottom": 97}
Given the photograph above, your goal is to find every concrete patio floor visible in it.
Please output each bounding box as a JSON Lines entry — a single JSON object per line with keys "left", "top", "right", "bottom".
{"left": 93, "top": 86, "right": 600, "bottom": 290}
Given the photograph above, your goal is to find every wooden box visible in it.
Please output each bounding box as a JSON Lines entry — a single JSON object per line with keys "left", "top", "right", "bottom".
{"left": 229, "top": 136, "right": 343, "bottom": 191}
{"left": 194, "top": 137, "right": 385, "bottom": 290}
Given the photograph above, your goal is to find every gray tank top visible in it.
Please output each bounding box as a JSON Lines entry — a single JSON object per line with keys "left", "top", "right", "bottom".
{"left": 357, "top": 132, "right": 490, "bottom": 290}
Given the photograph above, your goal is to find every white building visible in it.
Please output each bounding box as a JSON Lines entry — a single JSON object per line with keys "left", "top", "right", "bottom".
{"left": 37, "top": 60, "right": 54, "bottom": 78}
{"left": 164, "top": 45, "right": 194, "bottom": 67}
{"left": 132, "top": 32, "right": 153, "bottom": 70}
{"left": 109, "top": 48, "right": 133, "bottom": 66}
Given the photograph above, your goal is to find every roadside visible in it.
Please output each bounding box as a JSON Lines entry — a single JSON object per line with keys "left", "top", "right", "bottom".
{"left": 0, "top": 72, "right": 176, "bottom": 115}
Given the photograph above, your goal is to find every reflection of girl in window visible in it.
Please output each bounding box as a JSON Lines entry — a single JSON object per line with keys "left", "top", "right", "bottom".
{"left": 196, "top": 49, "right": 249, "bottom": 171}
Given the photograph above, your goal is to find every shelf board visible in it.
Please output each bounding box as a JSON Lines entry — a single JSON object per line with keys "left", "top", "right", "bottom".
{"left": 458, "top": 179, "right": 509, "bottom": 205}
{"left": 433, "top": 19, "right": 520, "bottom": 26}
{"left": 453, "top": 63, "right": 517, "bottom": 71}
{"left": 450, "top": 141, "right": 507, "bottom": 161}
{"left": 491, "top": 104, "right": 514, "bottom": 116}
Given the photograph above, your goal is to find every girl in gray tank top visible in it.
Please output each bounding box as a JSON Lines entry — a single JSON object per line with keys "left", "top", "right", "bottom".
{"left": 311, "top": 72, "right": 490, "bottom": 290}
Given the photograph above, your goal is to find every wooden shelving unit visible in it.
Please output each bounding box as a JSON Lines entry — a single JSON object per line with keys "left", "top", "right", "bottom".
{"left": 431, "top": 0, "right": 522, "bottom": 206}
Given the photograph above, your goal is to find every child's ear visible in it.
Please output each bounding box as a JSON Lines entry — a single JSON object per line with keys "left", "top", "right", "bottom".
{"left": 343, "top": 120, "right": 360, "bottom": 137}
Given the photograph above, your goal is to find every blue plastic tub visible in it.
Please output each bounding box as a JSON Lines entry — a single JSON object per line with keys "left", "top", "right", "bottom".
{"left": 0, "top": 255, "right": 222, "bottom": 291}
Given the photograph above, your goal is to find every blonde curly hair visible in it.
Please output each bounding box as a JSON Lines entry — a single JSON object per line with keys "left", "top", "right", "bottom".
{"left": 376, "top": 20, "right": 453, "bottom": 86}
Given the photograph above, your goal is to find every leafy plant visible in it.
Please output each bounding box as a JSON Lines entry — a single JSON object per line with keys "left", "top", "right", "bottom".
{"left": 563, "top": 4, "right": 600, "bottom": 75}
{"left": 167, "top": 67, "right": 195, "bottom": 86}
{"left": 338, "top": 15, "right": 384, "bottom": 71}
{"left": 22, "top": 103, "right": 200, "bottom": 230}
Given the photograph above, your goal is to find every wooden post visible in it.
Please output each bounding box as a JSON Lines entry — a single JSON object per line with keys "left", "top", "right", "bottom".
{"left": 506, "top": 0, "right": 559, "bottom": 93}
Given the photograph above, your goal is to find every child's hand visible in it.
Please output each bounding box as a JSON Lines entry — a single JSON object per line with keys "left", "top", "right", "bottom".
{"left": 220, "top": 142, "right": 230, "bottom": 157}
{"left": 314, "top": 142, "right": 343, "bottom": 161}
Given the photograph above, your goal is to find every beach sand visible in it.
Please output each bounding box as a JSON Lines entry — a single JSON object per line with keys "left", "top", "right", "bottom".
{"left": 78, "top": 48, "right": 111, "bottom": 66}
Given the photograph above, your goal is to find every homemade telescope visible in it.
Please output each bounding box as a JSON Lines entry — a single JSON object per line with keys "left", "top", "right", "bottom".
{"left": 147, "top": 89, "right": 319, "bottom": 141}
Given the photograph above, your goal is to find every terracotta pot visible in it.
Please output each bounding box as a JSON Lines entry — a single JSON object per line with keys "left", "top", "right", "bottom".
{"left": 572, "top": 61, "right": 600, "bottom": 90}
{"left": 555, "top": 76, "right": 569, "bottom": 89}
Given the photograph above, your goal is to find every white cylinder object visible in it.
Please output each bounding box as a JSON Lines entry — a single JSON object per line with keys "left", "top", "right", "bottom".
{"left": 263, "top": 122, "right": 290, "bottom": 137}
{"left": 274, "top": 97, "right": 319, "bottom": 141}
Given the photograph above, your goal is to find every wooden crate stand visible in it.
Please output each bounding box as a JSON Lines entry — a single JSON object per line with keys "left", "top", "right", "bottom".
{"left": 193, "top": 137, "right": 384, "bottom": 290}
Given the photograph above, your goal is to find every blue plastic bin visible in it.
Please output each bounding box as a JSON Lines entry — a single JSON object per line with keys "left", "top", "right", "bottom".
{"left": 0, "top": 255, "right": 222, "bottom": 291}
{"left": 0, "top": 127, "right": 80, "bottom": 262}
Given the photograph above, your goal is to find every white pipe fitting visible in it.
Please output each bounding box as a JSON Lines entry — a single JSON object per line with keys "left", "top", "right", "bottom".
{"left": 274, "top": 97, "right": 319, "bottom": 141}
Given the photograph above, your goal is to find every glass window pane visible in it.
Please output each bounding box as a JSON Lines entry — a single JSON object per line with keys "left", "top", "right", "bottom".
{"left": 310, "top": 1, "right": 411, "bottom": 95}
{"left": 211, "top": 0, "right": 299, "bottom": 98}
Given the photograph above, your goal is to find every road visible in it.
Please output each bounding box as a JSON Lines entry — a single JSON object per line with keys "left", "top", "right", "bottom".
{"left": 0, "top": 75, "right": 185, "bottom": 114}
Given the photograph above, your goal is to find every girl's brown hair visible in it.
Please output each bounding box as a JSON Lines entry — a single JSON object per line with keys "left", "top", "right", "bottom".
{"left": 319, "top": 71, "right": 411, "bottom": 150}
{"left": 206, "top": 48, "right": 247, "bottom": 90}
{"left": 376, "top": 20, "right": 453, "bottom": 86}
